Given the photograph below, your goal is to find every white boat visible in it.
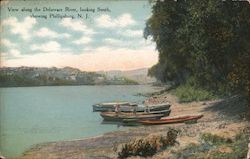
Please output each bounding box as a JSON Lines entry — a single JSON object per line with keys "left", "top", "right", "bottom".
{"left": 92, "top": 101, "right": 137, "bottom": 112}
{"left": 92, "top": 102, "right": 171, "bottom": 112}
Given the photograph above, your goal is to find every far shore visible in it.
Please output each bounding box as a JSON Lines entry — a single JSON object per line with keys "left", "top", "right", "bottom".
{"left": 17, "top": 89, "right": 249, "bottom": 159}
{"left": 0, "top": 84, "right": 162, "bottom": 89}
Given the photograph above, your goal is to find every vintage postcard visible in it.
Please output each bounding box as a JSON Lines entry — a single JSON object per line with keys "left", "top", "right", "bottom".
{"left": 0, "top": 0, "right": 249, "bottom": 159}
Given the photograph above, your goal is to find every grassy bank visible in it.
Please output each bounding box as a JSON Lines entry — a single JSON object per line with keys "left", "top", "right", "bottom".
{"left": 171, "top": 84, "right": 216, "bottom": 103}
{"left": 168, "top": 76, "right": 222, "bottom": 103}
{"left": 173, "top": 132, "right": 249, "bottom": 159}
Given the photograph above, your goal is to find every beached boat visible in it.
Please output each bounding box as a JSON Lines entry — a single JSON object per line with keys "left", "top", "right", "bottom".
{"left": 100, "top": 112, "right": 166, "bottom": 121}
{"left": 136, "top": 103, "right": 171, "bottom": 112}
{"left": 93, "top": 102, "right": 171, "bottom": 112}
{"left": 137, "top": 114, "right": 203, "bottom": 125}
{"left": 122, "top": 109, "right": 171, "bottom": 115}
{"left": 92, "top": 101, "right": 137, "bottom": 112}
{"left": 118, "top": 103, "right": 171, "bottom": 112}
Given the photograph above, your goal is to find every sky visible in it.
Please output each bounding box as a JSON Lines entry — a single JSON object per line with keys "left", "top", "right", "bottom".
{"left": 0, "top": 0, "right": 158, "bottom": 71}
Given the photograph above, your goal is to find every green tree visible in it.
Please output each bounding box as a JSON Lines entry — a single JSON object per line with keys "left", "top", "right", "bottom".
{"left": 145, "top": 0, "right": 250, "bottom": 95}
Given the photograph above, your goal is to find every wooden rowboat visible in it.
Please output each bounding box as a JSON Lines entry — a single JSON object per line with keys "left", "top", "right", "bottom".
{"left": 144, "top": 103, "right": 171, "bottom": 111}
{"left": 93, "top": 102, "right": 171, "bottom": 112}
{"left": 100, "top": 112, "right": 166, "bottom": 121}
{"left": 92, "top": 101, "right": 137, "bottom": 112}
{"left": 137, "top": 114, "right": 203, "bottom": 125}
{"left": 122, "top": 109, "right": 171, "bottom": 115}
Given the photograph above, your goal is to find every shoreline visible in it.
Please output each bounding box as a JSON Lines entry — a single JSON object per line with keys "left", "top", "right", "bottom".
{"left": 17, "top": 90, "right": 249, "bottom": 159}
{"left": 0, "top": 84, "right": 144, "bottom": 88}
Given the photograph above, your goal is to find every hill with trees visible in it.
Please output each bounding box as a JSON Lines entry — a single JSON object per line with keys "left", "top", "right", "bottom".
{"left": 145, "top": 0, "right": 249, "bottom": 98}
{"left": 0, "top": 67, "right": 138, "bottom": 87}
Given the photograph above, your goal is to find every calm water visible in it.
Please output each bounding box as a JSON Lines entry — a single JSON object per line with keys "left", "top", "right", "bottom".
{"left": 0, "top": 85, "right": 157, "bottom": 158}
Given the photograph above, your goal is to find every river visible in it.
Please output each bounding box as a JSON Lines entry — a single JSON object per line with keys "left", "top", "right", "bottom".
{"left": 0, "top": 85, "right": 158, "bottom": 158}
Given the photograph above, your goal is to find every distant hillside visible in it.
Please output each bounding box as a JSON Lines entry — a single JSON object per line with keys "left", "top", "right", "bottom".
{"left": 0, "top": 67, "right": 138, "bottom": 87}
{"left": 99, "top": 68, "right": 156, "bottom": 84}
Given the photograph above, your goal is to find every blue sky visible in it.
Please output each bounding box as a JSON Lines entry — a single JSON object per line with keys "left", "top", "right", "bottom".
{"left": 0, "top": 0, "right": 158, "bottom": 71}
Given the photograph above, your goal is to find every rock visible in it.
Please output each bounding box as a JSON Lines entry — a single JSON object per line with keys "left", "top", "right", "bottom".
{"left": 218, "top": 123, "right": 227, "bottom": 129}
{"left": 202, "top": 102, "right": 207, "bottom": 105}
{"left": 217, "top": 146, "right": 233, "bottom": 153}
{"left": 0, "top": 155, "right": 6, "bottom": 159}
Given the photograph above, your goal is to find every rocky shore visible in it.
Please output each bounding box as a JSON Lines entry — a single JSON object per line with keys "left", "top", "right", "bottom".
{"left": 18, "top": 91, "right": 249, "bottom": 159}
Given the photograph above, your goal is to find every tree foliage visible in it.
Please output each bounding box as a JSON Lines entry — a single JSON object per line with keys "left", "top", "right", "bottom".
{"left": 145, "top": 0, "right": 250, "bottom": 96}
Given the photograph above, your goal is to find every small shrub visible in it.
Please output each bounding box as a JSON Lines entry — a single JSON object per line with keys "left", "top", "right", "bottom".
{"left": 117, "top": 129, "right": 178, "bottom": 158}
{"left": 201, "top": 133, "right": 233, "bottom": 145}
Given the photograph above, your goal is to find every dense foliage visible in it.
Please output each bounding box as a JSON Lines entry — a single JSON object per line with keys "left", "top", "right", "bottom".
{"left": 145, "top": 0, "right": 250, "bottom": 96}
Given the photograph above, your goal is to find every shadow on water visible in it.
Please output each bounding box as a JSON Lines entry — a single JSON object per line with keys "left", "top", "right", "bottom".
{"left": 101, "top": 121, "right": 124, "bottom": 128}
{"left": 101, "top": 121, "right": 120, "bottom": 125}
{"left": 202, "top": 95, "right": 249, "bottom": 120}
{"left": 101, "top": 120, "right": 142, "bottom": 127}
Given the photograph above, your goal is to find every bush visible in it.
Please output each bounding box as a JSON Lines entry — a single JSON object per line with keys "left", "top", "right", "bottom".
{"left": 117, "top": 129, "right": 178, "bottom": 158}
{"left": 201, "top": 133, "right": 233, "bottom": 145}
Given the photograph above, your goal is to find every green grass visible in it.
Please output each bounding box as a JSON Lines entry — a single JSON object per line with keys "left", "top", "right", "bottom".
{"left": 207, "top": 133, "right": 250, "bottom": 159}
{"left": 201, "top": 133, "right": 233, "bottom": 145}
{"left": 171, "top": 84, "right": 216, "bottom": 102}
{"left": 172, "top": 132, "right": 249, "bottom": 159}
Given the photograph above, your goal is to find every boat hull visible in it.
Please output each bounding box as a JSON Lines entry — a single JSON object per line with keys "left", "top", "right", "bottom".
{"left": 136, "top": 104, "right": 171, "bottom": 112}
{"left": 100, "top": 112, "right": 166, "bottom": 122}
{"left": 138, "top": 114, "right": 203, "bottom": 125}
{"left": 120, "top": 109, "right": 171, "bottom": 116}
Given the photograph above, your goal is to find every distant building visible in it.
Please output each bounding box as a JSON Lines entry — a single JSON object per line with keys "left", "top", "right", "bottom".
{"left": 66, "top": 74, "right": 76, "bottom": 81}
{"left": 32, "top": 73, "right": 40, "bottom": 78}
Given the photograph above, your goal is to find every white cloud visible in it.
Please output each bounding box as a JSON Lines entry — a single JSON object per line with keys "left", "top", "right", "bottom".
{"left": 2, "top": 17, "right": 37, "bottom": 40}
{"left": 95, "top": 13, "right": 136, "bottom": 28}
{"left": 103, "top": 38, "right": 153, "bottom": 48}
{"left": 9, "top": 49, "right": 21, "bottom": 57}
{"left": 60, "top": 18, "right": 95, "bottom": 35}
{"left": 34, "top": 27, "right": 58, "bottom": 38}
{"left": 79, "top": 47, "right": 157, "bottom": 71}
{"left": 1, "top": 39, "right": 17, "bottom": 48}
{"left": 2, "top": 46, "right": 158, "bottom": 71}
{"left": 73, "top": 36, "right": 92, "bottom": 45}
{"left": 0, "top": 52, "right": 7, "bottom": 57}
{"left": 82, "top": 46, "right": 93, "bottom": 51}
{"left": 34, "top": 27, "right": 71, "bottom": 39}
{"left": 10, "top": 49, "right": 21, "bottom": 56}
{"left": 118, "top": 29, "right": 143, "bottom": 37}
{"left": 103, "top": 38, "right": 124, "bottom": 46}
{"left": 118, "top": 14, "right": 136, "bottom": 27}
{"left": 31, "top": 41, "right": 61, "bottom": 52}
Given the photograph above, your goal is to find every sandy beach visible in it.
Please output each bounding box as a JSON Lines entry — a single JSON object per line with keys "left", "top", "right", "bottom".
{"left": 17, "top": 91, "right": 249, "bottom": 159}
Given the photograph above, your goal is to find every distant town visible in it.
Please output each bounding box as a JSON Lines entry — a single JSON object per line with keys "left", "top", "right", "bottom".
{"left": 0, "top": 66, "right": 156, "bottom": 87}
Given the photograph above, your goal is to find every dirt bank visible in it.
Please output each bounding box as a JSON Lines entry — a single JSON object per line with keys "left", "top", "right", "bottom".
{"left": 18, "top": 92, "right": 249, "bottom": 159}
